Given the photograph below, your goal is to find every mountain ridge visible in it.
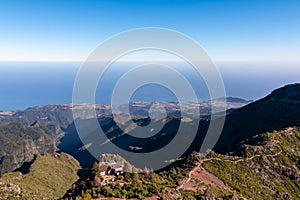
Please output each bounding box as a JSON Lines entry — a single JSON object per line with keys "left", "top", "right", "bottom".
{"left": 214, "top": 83, "right": 300, "bottom": 154}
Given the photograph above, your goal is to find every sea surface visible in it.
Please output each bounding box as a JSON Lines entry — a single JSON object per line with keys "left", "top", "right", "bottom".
{"left": 0, "top": 61, "right": 299, "bottom": 110}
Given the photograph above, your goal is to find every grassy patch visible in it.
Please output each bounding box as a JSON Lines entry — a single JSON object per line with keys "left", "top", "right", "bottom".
{"left": 0, "top": 153, "right": 80, "bottom": 200}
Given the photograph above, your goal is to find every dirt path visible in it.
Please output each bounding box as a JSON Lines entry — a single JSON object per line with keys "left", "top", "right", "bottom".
{"left": 232, "top": 151, "right": 282, "bottom": 164}
{"left": 177, "top": 158, "right": 229, "bottom": 191}
{"left": 176, "top": 161, "right": 203, "bottom": 190}
{"left": 177, "top": 151, "right": 282, "bottom": 191}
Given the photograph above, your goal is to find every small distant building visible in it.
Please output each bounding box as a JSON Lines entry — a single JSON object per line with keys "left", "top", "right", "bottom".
{"left": 98, "top": 161, "right": 124, "bottom": 176}
{"left": 98, "top": 164, "right": 109, "bottom": 176}
{"left": 108, "top": 163, "right": 124, "bottom": 175}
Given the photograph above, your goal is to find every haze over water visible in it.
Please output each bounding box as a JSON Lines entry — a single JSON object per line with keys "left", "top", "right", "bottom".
{"left": 0, "top": 61, "right": 299, "bottom": 110}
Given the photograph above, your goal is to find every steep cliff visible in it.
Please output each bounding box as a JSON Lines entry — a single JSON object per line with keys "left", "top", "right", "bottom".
{"left": 0, "top": 122, "right": 61, "bottom": 174}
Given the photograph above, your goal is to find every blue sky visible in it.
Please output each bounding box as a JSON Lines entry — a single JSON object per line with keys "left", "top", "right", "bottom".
{"left": 0, "top": 0, "right": 299, "bottom": 62}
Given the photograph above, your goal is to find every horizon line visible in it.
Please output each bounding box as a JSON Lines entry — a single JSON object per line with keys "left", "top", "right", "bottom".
{"left": 0, "top": 60, "right": 300, "bottom": 63}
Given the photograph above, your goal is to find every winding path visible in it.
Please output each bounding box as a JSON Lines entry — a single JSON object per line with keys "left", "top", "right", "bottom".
{"left": 177, "top": 151, "right": 282, "bottom": 190}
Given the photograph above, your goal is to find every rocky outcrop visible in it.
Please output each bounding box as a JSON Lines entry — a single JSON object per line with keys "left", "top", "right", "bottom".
{"left": 0, "top": 123, "right": 58, "bottom": 174}
{"left": 0, "top": 182, "right": 21, "bottom": 199}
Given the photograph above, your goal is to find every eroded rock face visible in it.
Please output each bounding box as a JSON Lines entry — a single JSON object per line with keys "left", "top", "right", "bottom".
{"left": 0, "top": 122, "right": 57, "bottom": 174}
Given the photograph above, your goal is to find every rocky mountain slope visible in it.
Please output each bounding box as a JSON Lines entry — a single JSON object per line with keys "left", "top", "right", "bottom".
{"left": 215, "top": 83, "right": 300, "bottom": 153}
{"left": 0, "top": 122, "right": 63, "bottom": 174}
{"left": 202, "top": 127, "right": 300, "bottom": 200}
{"left": 0, "top": 104, "right": 75, "bottom": 129}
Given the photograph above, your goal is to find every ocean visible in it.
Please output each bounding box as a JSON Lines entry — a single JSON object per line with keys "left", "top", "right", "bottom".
{"left": 0, "top": 61, "right": 299, "bottom": 110}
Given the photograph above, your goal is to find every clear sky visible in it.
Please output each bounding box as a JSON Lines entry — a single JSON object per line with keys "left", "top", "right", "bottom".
{"left": 0, "top": 0, "right": 299, "bottom": 62}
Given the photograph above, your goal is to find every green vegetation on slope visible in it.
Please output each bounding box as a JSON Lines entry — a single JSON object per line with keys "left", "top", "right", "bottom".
{"left": 65, "top": 127, "right": 300, "bottom": 200}
{"left": 64, "top": 153, "right": 236, "bottom": 199}
{"left": 64, "top": 154, "right": 188, "bottom": 199}
{"left": 0, "top": 153, "right": 80, "bottom": 200}
{"left": 204, "top": 127, "right": 300, "bottom": 200}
